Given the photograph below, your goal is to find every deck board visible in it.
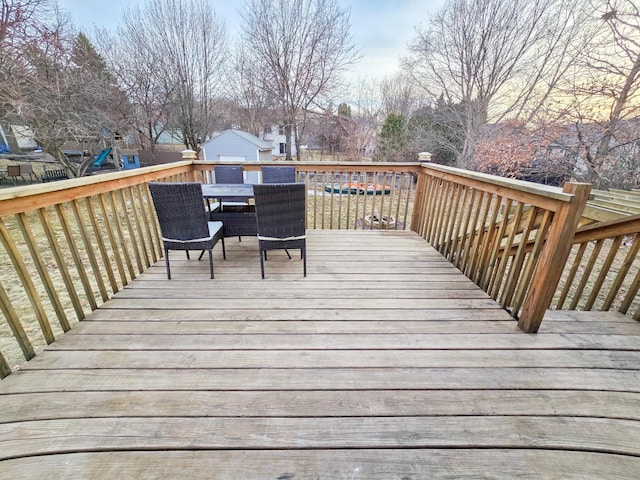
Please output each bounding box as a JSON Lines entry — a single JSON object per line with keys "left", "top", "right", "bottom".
{"left": 1, "top": 230, "right": 639, "bottom": 478}
{"left": 2, "top": 450, "right": 639, "bottom": 479}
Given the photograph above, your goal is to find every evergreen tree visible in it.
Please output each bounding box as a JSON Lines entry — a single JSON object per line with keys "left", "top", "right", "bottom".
{"left": 376, "top": 113, "right": 407, "bottom": 162}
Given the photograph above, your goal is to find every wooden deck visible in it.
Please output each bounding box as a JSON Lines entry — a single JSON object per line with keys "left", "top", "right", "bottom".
{"left": 1, "top": 230, "right": 639, "bottom": 478}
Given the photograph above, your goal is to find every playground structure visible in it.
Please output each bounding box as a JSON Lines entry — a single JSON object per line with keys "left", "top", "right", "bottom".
{"left": 93, "top": 147, "right": 112, "bottom": 167}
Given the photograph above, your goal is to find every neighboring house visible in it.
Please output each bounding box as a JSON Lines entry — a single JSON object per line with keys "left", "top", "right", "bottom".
{"left": 155, "top": 129, "right": 187, "bottom": 152}
{"left": 261, "top": 124, "right": 297, "bottom": 157}
{"left": 200, "top": 129, "right": 274, "bottom": 183}
{"left": 201, "top": 129, "right": 273, "bottom": 162}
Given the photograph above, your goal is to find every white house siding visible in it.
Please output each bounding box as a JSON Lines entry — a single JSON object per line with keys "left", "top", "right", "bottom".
{"left": 261, "top": 125, "right": 297, "bottom": 157}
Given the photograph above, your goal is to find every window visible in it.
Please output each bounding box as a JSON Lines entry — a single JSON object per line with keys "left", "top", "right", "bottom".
{"left": 279, "top": 143, "right": 285, "bottom": 154}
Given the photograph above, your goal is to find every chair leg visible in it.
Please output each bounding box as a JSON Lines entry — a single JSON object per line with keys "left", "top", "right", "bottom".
{"left": 186, "top": 250, "right": 190, "bottom": 260}
{"left": 208, "top": 248, "right": 214, "bottom": 279}
{"left": 260, "top": 248, "right": 265, "bottom": 279}
{"left": 165, "top": 247, "right": 171, "bottom": 280}
{"left": 221, "top": 238, "right": 226, "bottom": 260}
{"left": 284, "top": 248, "right": 291, "bottom": 259}
{"left": 302, "top": 247, "right": 306, "bottom": 277}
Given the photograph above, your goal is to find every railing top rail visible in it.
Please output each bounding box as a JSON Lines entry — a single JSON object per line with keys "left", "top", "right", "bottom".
{"left": 193, "top": 160, "right": 422, "bottom": 173}
{"left": 0, "top": 160, "right": 420, "bottom": 217}
{"left": 422, "top": 163, "right": 575, "bottom": 204}
{"left": 0, "top": 162, "right": 192, "bottom": 216}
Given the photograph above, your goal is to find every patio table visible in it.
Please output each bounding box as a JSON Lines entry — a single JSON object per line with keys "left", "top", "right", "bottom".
{"left": 201, "top": 183, "right": 255, "bottom": 201}
{"left": 201, "top": 183, "right": 257, "bottom": 237}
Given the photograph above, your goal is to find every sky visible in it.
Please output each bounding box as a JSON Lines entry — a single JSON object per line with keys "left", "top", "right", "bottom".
{"left": 57, "top": 0, "right": 446, "bottom": 82}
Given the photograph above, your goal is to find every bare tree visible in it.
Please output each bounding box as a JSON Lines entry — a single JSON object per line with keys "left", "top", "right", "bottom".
{"left": 405, "top": 0, "right": 592, "bottom": 167}
{"left": 342, "top": 79, "right": 384, "bottom": 160}
{"left": 224, "top": 41, "right": 274, "bottom": 137}
{"left": 550, "top": 0, "right": 640, "bottom": 188}
{"left": 239, "top": 0, "right": 360, "bottom": 160}
{"left": 1, "top": 3, "right": 124, "bottom": 176}
{"left": 0, "top": 0, "right": 49, "bottom": 64}
{"left": 380, "top": 73, "right": 421, "bottom": 120}
{"left": 0, "top": 0, "right": 52, "bottom": 121}
{"left": 96, "top": 23, "right": 173, "bottom": 163}
{"left": 105, "top": 0, "right": 227, "bottom": 153}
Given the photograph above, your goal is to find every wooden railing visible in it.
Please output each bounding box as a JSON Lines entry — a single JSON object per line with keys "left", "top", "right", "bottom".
{"left": 0, "top": 161, "right": 418, "bottom": 377}
{"left": 2, "top": 159, "right": 639, "bottom": 377}
{"left": 552, "top": 213, "right": 640, "bottom": 319}
{"left": 192, "top": 161, "right": 419, "bottom": 231}
{"left": 0, "top": 162, "right": 193, "bottom": 377}
{"left": 412, "top": 163, "right": 592, "bottom": 333}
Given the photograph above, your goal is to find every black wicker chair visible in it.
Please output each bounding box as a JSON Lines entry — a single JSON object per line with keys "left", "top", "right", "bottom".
{"left": 148, "top": 182, "right": 225, "bottom": 279}
{"left": 261, "top": 166, "right": 296, "bottom": 183}
{"left": 214, "top": 165, "right": 249, "bottom": 210}
{"left": 253, "top": 183, "right": 306, "bottom": 279}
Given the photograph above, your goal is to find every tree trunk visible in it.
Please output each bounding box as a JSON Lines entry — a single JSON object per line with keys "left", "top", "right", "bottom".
{"left": 48, "top": 147, "right": 77, "bottom": 178}
{"left": 285, "top": 123, "right": 293, "bottom": 161}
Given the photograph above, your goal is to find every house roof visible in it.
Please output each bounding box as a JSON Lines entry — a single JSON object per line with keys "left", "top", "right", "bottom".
{"left": 207, "top": 129, "right": 273, "bottom": 151}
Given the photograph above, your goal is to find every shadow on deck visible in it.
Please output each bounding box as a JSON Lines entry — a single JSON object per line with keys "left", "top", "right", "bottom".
{"left": 1, "top": 230, "right": 639, "bottom": 478}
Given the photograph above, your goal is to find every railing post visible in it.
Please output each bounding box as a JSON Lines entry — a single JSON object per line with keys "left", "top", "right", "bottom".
{"left": 181, "top": 149, "right": 197, "bottom": 182}
{"left": 518, "top": 182, "right": 591, "bottom": 333}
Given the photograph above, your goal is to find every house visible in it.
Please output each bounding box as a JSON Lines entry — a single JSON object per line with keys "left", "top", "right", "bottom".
{"left": 201, "top": 129, "right": 273, "bottom": 163}
{"left": 154, "top": 129, "right": 187, "bottom": 153}
{"left": 200, "top": 129, "right": 274, "bottom": 183}
{"left": 261, "top": 124, "right": 297, "bottom": 157}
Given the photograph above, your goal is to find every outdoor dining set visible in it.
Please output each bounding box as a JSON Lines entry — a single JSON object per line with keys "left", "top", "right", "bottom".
{"left": 148, "top": 165, "right": 306, "bottom": 280}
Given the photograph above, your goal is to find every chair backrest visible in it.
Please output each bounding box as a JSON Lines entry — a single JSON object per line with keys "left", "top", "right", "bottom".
{"left": 253, "top": 183, "right": 306, "bottom": 239}
{"left": 214, "top": 165, "right": 244, "bottom": 184}
{"left": 148, "top": 182, "right": 209, "bottom": 241}
{"left": 261, "top": 166, "right": 296, "bottom": 183}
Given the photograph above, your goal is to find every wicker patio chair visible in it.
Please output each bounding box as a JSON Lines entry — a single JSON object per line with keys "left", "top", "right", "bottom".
{"left": 261, "top": 166, "right": 296, "bottom": 183}
{"left": 253, "top": 183, "right": 306, "bottom": 279}
{"left": 148, "top": 182, "right": 225, "bottom": 279}
{"left": 214, "top": 165, "right": 250, "bottom": 210}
